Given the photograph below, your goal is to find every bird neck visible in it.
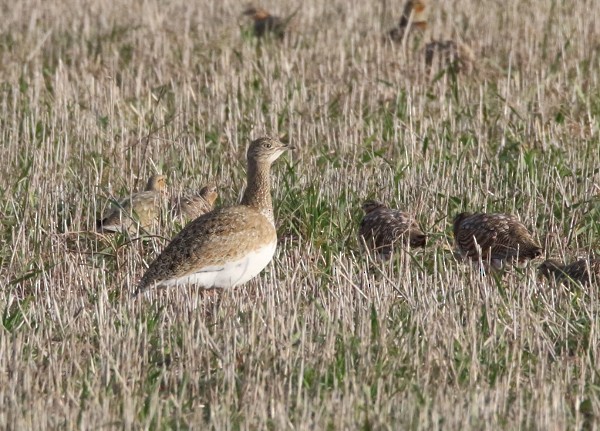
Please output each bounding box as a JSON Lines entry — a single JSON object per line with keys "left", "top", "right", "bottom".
{"left": 241, "top": 160, "right": 274, "bottom": 224}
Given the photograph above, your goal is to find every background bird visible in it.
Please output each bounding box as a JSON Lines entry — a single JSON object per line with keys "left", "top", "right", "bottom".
{"left": 96, "top": 174, "right": 167, "bottom": 234}
{"left": 242, "top": 6, "right": 296, "bottom": 39}
{"left": 171, "top": 184, "right": 218, "bottom": 223}
{"left": 387, "top": 0, "right": 429, "bottom": 42}
{"left": 453, "top": 212, "right": 543, "bottom": 270}
{"left": 358, "top": 199, "right": 426, "bottom": 261}
{"left": 387, "top": 0, "right": 476, "bottom": 76}
{"left": 135, "top": 137, "right": 292, "bottom": 295}
{"left": 539, "top": 258, "right": 600, "bottom": 286}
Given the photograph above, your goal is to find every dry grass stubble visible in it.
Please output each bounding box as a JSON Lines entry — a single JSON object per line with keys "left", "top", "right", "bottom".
{"left": 0, "top": 0, "right": 599, "bottom": 428}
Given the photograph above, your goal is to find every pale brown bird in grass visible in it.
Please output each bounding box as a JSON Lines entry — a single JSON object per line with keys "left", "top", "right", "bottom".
{"left": 242, "top": 6, "right": 297, "bottom": 39}
{"left": 135, "top": 137, "right": 292, "bottom": 296}
{"left": 358, "top": 200, "right": 427, "bottom": 261}
{"left": 387, "top": 0, "right": 429, "bottom": 42}
{"left": 97, "top": 175, "right": 167, "bottom": 234}
{"left": 172, "top": 184, "right": 218, "bottom": 223}
{"left": 539, "top": 258, "right": 600, "bottom": 286}
{"left": 453, "top": 212, "right": 543, "bottom": 270}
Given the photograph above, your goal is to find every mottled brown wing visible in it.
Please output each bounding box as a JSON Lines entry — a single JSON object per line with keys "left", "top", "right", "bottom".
{"left": 138, "top": 206, "right": 276, "bottom": 291}
{"left": 359, "top": 212, "right": 390, "bottom": 257}
{"left": 387, "top": 210, "right": 414, "bottom": 244}
{"left": 455, "top": 214, "right": 499, "bottom": 260}
{"left": 359, "top": 209, "right": 414, "bottom": 259}
{"left": 488, "top": 215, "right": 540, "bottom": 261}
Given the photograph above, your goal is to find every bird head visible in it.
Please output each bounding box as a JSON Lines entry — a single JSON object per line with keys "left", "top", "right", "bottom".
{"left": 247, "top": 136, "right": 293, "bottom": 164}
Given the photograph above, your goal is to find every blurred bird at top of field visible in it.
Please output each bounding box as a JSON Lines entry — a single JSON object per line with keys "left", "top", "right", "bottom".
{"left": 539, "top": 257, "right": 600, "bottom": 286}
{"left": 96, "top": 174, "right": 167, "bottom": 235}
{"left": 242, "top": 5, "right": 299, "bottom": 39}
{"left": 453, "top": 212, "right": 543, "bottom": 271}
{"left": 358, "top": 199, "right": 426, "bottom": 261}
{"left": 171, "top": 184, "right": 218, "bottom": 224}
{"left": 387, "top": 0, "right": 430, "bottom": 43}
{"left": 386, "top": 0, "right": 476, "bottom": 76}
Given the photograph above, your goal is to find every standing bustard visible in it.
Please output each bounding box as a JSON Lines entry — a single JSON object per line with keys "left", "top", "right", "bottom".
{"left": 135, "top": 137, "right": 292, "bottom": 295}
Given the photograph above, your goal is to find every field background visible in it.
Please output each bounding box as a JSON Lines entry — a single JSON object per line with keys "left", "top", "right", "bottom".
{"left": 1, "top": 0, "right": 600, "bottom": 429}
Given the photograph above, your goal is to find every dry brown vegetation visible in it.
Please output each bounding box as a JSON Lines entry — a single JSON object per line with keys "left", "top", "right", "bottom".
{"left": 1, "top": 0, "right": 600, "bottom": 429}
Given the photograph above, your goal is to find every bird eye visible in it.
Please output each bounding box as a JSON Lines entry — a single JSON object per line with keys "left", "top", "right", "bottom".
{"left": 264, "top": 143, "right": 272, "bottom": 148}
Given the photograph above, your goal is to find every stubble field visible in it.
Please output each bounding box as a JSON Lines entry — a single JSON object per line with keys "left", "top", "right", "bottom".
{"left": 1, "top": 0, "right": 600, "bottom": 429}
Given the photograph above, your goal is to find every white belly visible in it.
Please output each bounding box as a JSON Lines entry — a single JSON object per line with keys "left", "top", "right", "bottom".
{"left": 158, "top": 241, "right": 277, "bottom": 289}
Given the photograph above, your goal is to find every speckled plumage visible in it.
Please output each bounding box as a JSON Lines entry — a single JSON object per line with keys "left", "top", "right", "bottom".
{"left": 387, "top": 0, "right": 429, "bottom": 42}
{"left": 97, "top": 175, "right": 167, "bottom": 234}
{"left": 172, "top": 184, "right": 218, "bottom": 222}
{"left": 453, "top": 212, "right": 542, "bottom": 269}
{"left": 539, "top": 258, "right": 600, "bottom": 286}
{"left": 358, "top": 200, "right": 426, "bottom": 261}
{"left": 135, "top": 137, "right": 291, "bottom": 295}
